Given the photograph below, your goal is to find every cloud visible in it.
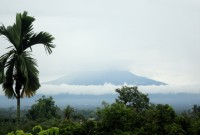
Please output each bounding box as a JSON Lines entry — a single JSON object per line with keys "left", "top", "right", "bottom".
{"left": 31, "top": 84, "right": 200, "bottom": 95}
{"left": 1, "top": 83, "right": 200, "bottom": 96}
{"left": 37, "top": 84, "right": 117, "bottom": 95}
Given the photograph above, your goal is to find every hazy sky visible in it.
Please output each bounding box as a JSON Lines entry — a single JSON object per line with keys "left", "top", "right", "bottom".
{"left": 0, "top": 0, "right": 200, "bottom": 87}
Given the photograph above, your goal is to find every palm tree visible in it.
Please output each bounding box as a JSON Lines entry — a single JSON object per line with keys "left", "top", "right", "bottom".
{"left": 0, "top": 11, "right": 55, "bottom": 128}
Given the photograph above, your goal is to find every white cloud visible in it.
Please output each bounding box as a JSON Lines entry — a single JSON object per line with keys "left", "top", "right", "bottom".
{"left": 37, "top": 84, "right": 117, "bottom": 95}
{"left": 33, "top": 84, "right": 200, "bottom": 95}
{"left": 1, "top": 83, "right": 200, "bottom": 96}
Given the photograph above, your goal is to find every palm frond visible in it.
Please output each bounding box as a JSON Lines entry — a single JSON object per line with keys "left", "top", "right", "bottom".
{"left": 0, "top": 11, "right": 36, "bottom": 54}
{"left": 2, "top": 56, "right": 16, "bottom": 99}
{"left": 16, "top": 51, "right": 40, "bottom": 97}
{"left": 9, "top": 11, "right": 35, "bottom": 53}
{"left": 0, "top": 25, "right": 7, "bottom": 36}
{"left": 24, "top": 32, "right": 55, "bottom": 54}
{"left": 20, "top": 11, "right": 35, "bottom": 39}
{"left": 0, "top": 50, "right": 15, "bottom": 83}
{"left": 0, "top": 25, "right": 18, "bottom": 50}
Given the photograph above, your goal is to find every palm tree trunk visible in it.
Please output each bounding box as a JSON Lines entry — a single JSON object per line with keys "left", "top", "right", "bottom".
{"left": 17, "top": 96, "right": 20, "bottom": 129}
{"left": 15, "top": 78, "right": 22, "bottom": 129}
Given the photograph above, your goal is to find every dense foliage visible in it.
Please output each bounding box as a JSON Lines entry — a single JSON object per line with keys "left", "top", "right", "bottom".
{"left": 1, "top": 86, "right": 200, "bottom": 134}
{"left": 26, "top": 96, "right": 60, "bottom": 121}
{"left": 116, "top": 86, "right": 150, "bottom": 111}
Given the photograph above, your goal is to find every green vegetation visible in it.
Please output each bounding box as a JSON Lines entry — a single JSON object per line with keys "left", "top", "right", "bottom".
{"left": 1, "top": 11, "right": 200, "bottom": 135}
{"left": 26, "top": 96, "right": 60, "bottom": 121}
{"left": 0, "top": 86, "right": 199, "bottom": 134}
{"left": 0, "top": 11, "right": 55, "bottom": 128}
{"left": 115, "top": 86, "right": 149, "bottom": 111}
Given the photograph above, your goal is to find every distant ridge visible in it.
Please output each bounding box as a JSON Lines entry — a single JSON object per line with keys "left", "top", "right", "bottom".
{"left": 45, "top": 70, "right": 166, "bottom": 86}
{"left": 0, "top": 93, "right": 200, "bottom": 111}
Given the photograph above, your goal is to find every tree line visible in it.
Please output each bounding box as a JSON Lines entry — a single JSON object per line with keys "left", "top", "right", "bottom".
{"left": 0, "top": 86, "right": 199, "bottom": 134}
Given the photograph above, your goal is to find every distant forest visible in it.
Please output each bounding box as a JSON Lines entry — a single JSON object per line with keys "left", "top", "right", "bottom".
{"left": 1, "top": 86, "right": 200, "bottom": 135}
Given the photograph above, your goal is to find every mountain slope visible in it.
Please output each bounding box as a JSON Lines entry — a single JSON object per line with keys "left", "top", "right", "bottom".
{"left": 45, "top": 70, "right": 166, "bottom": 86}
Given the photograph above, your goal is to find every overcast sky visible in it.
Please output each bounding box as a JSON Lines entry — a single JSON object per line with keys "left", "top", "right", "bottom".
{"left": 0, "top": 0, "right": 200, "bottom": 88}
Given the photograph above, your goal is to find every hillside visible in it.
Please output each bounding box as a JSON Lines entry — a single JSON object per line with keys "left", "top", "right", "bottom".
{"left": 45, "top": 70, "right": 166, "bottom": 86}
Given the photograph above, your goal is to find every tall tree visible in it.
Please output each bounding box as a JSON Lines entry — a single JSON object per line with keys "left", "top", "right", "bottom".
{"left": 26, "top": 96, "right": 60, "bottom": 121}
{"left": 115, "top": 86, "right": 150, "bottom": 111}
{"left": 0, "top": 11, "right": 55, "bottom": 128}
